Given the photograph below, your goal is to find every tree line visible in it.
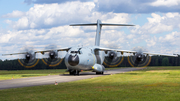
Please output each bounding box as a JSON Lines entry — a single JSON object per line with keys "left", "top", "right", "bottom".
{"left": 0, "top": 55, "right": 179, "bottom": 70}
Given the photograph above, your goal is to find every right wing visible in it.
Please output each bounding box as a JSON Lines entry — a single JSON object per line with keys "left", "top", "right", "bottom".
{"left": 36, "top": 47, "right": 71, "bottom": 55}
{"left": 2, "top": 52, "right": 28, "bottom": 56}
{"left": 2, "top": 47, "right": 71, "bottom": 56}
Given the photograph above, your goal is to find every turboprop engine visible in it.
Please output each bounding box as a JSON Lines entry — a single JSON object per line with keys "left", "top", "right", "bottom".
{"left": 103, "top": 51, "right": 124, "bottom": 67}
{"left": 48, "top": 51, "right": 58, "bottom": 59}
{"left": 18, "top": 46, "right": 39, "bottom": 68}
{"left": 24, "top": 52, "right": 34, "bottom": 61}
{"left": 108, "top": 51, "right": 117, "bottom": 60}
{"left": 42, "top": 44, "right": 63, "bottom": 67}
{"left": 128, "top": 47, "right": 151, "bottom": 67}
{"left": 133, "top": 52, "right": 145, "bottom": 66}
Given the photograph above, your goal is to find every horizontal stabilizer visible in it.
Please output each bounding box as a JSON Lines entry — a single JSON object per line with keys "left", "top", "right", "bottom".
{"left": 100, "top": 23, "right": 134, "bottom": 26}
{"left": 70, "top": 23, "right": 135, "bottom": 26}
{"left": 70, "top": 23, "right": 97, "bottom": 26}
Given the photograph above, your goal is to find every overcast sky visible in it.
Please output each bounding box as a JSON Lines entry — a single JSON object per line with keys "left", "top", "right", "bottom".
{"left": 0, "top": 0, "right": 180, "bottom": 60}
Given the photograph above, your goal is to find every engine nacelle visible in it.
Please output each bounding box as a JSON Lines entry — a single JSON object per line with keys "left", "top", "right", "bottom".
{"left": 25, "top": 53, "right": 35, "bottom": 61}
{"left": 25, "top": 53, "right": 31, "bottom": 60}
{"left": 92, "top": 64, "right": 105, "bottom": 72}
{"left": 135, "top": 53, "right": 144, "bottom": 62}
{"left": 18, "top": 52, "right": 38, "bottom": 68}
{"left": 108, "top": 51, "right": 117, "bottom": 60}
{"left": 49, "top": 51, "right": 58, "bottom": 59}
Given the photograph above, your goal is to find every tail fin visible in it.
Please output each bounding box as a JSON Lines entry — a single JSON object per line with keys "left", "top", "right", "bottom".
{"left": 70, "top": 19, "right": 134, "bottom": 46}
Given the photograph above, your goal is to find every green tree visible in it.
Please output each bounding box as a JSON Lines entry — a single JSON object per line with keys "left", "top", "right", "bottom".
{"left": 155, "top": 58, "right": 158, "bottom": 66}
{"left": 162, "top": 57, "right": 169, "bottom": 66}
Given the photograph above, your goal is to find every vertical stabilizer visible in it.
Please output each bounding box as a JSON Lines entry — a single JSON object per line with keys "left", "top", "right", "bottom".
{"left": 70, "top": 19, "right": 134, "bottom": 46}
{"left": 95, "top": 19, "right": 102, "bottom": 46}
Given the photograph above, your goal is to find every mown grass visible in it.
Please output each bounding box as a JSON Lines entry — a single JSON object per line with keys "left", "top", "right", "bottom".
{"left": 0, "top": 69, "right": 67, "bottom": 80}
{"left": 0, "top": 68, "right": 121, "bottom": 80}
{"left": 0, "top": 66, "right": 180, "bottom": 101}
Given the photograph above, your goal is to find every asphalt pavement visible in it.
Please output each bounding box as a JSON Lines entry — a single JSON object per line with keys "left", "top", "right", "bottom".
{"left": 0, "top": 67, "right": 144, "bottom": 90}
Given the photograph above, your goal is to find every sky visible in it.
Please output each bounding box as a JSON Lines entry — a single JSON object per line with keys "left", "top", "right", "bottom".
{"left": 0, "top": 0, "right": 180, "bottom": 60}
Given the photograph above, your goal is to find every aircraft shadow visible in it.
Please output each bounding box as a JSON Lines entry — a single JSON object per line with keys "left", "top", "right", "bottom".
{"left": 61, "top": 72, "right": 110, "bottom": 76}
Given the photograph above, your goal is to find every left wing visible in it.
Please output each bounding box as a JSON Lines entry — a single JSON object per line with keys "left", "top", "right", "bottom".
{"left": 94, "top": 47, "right": 136, "bottom": 55}
{"left": 143, "top": 52, "right": 177, "bottom": 57}
{"left": 95, "top": 47, "right": 177, "bottom": 57}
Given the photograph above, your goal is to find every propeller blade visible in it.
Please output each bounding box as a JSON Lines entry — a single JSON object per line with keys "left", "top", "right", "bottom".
{"left": 18, "top": 46, "right": 39, "bottom": 68}
{"left": 128, "top": 46, "right": 151, "bottom": 67}
{"left": 42, "top": 44, "right": 63, "bottom": 67}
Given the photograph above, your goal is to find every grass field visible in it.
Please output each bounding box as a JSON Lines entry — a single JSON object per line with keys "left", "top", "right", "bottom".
{"left": 0, "top": 69, "right": 67, "bottom": 80}
{"left": 0, "top": 68, "right": 120, "bottom": 80}
{"left": 0, "top": 66, "right": 180, "bottom": 101}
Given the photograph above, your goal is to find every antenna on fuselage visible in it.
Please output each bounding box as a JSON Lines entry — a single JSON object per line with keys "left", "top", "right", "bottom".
{"left": 70, "top": 19, "right": 135, "bottom": 46}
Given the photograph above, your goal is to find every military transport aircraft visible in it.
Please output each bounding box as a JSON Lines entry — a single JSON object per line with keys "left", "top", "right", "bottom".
{"left": 2, "top": 19, "right": 177, "bottom": 75}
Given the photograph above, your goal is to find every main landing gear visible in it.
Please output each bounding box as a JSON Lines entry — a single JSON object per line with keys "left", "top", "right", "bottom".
{"left": 96, "top": 72, "right": 104, "bottom": 75}
{"left": 69, "top": 70, "right": 79, "bottom": 76}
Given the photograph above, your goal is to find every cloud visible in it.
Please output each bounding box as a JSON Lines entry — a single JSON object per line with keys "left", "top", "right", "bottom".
{"left": 8, "top": 2, "right": 95, "bottom": 29}
{"left": 6, "top": 1, "right": 131, "bottom": 30}
{"left": 96, "top": 0, "right": 180, "bottom": 13}
{"left": 24, "top": 0, "right": 180, "bottom": 13}
{"left": 139, "top": 31, "right": 180, "bottom": 54}
{"left": 159, "top": 31, "right": 180, "bottom": 46}
{"left": 1, "top": 22, "right": 179, "bottom": 60}
{"left": 131, "top": 13, "right": 180, "bottom": 34}
{"left": 145, "top": 36, "right": 157, "bottom": 47}
{"left": 24, "top": 0, "right": 91, "bottom": 5}
{"left": 1, "top": 1, "right": 180, "bottom": 60}
{"left": 1, "top": 10, "right": 25, "bottom": 18}
{"left": 150, "top": 0, "right": 180, "bottom": 7}
{"left": 0, "top": 24, "right": 99, "bottom": 60}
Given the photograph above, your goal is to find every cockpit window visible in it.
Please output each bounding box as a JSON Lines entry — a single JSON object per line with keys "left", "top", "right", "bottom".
{"left": 71, "top": 51, "right": 80, "bottom": 54}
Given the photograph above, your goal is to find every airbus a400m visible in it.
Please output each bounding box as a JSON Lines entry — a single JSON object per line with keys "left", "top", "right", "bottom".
{"left": 2, "top": 19, "right": 177, "bottom": 75}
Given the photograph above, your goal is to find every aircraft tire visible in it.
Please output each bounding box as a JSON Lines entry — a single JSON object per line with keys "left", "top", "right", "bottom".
{"left": 69, "top": 71, "right": 75, "bottom": 75}
{"left": 69, "top": 70, "right": 79, "bottom": 76}
{"left": 69, "top": 72, "right": 73, "bottom": 75}
{"left": 74, "top": 70, "right": 79, "bottom": 76}
{"left": 96, "top": 72, "right": 103, "bottom": 75}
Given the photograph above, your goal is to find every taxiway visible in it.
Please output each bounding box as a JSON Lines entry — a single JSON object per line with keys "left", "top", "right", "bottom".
{"left": 0, "top": 67, "right": 144, "bottom": 90}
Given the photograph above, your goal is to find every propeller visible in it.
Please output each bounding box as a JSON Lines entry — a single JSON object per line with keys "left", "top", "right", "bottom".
{"left": 102, "top": 43, "right": 124, "bottom": 67}
{"left": 128, "top": 47, "right": 151, "bottom": 67}
{"left": 103, "top": 51, "right": 124, "bottom": 67}
{"left": 42, "top": 44, "right": 63, "bottom": 67}
{"left": 18, "top": 46, "right": 39, "bottom": 68}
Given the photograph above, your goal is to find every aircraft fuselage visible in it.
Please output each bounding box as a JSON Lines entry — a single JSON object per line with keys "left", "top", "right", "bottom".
{"left": 64, "top": 46, "right": 105, "bottom": 74}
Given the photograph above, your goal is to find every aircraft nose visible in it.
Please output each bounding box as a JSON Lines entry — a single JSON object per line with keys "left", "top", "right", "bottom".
{"left": 68, "top": 55, "right": 79, "bottom": 66}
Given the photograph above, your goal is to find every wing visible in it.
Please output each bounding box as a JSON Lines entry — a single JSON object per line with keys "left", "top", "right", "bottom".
{"left": 2, "top": 52, "right": 28, "bottom": 56}
{"left": 143, "top": 52, "right": 177, "bottom": 57}
{"left": 95, "top": 47, "right": 177, "bottom": 57}
{"left": 94, "top": 47, "right": 136, "bottom": 55}
{"left": 36, "top": 47, "right": 71, "bottom": 54}
{"left": 2, "top": 47, "right": 71, "bottom": 56}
